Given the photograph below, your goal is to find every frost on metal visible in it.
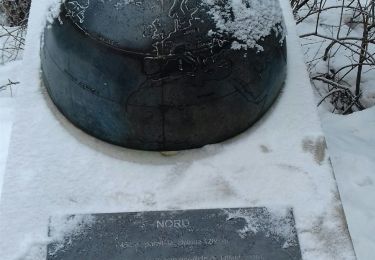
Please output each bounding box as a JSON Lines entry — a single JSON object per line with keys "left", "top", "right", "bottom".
{"left": 202, "top": 0, "right": 285, "bottom": 51}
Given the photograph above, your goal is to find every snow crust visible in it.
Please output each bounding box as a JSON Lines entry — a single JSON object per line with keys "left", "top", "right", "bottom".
{"left": 0, "top": 1, "right": 356, "bottom": 260}
{"left": 48, "top": 214, "right": 96, "bottom": 256}
{"left": 224, "top": 208, "right": 298, "bottom": 249}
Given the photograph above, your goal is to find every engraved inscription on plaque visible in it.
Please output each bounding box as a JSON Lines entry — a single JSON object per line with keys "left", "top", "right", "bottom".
{"left": 47, "top": 208, "right": 302, "bottom": 260}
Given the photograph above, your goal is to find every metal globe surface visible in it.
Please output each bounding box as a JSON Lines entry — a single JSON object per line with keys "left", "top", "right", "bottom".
{"left": 41, "top": 0, "right": 287, "bottom": 151}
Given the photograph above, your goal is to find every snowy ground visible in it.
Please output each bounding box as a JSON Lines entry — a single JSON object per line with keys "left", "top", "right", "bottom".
{"left": 0, "top": 60, "right": 19, "bottom": 197}
{"left": 0, "top": 98, "right": 13, "bottom": 196}
{"left": 0, "top": 0, "right": 374, "bottom": 260}
{"left": 0, "top": 15, "right": 23, "bottom": 193}
{"left": 320, "top": 108, "right": 375, "bottom": 260}
{"left": 294, "top": 1, "right": 375, "bottom": 258}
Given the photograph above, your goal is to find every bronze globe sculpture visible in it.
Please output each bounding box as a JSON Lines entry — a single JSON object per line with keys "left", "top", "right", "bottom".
{"left": 41, "top": 0, "right": 287, "bottom": 151}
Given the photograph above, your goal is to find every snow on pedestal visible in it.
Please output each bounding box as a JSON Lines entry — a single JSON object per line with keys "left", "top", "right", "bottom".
{"left": 0, "top": 1, "right": 356, "bottom": 260}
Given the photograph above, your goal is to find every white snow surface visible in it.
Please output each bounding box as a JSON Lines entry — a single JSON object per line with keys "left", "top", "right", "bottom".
{"left": 0, "top": 1, "right": 356, "bottom": 260}
{"left": 321, "top": 108, "right": 375, "bottom": 260}
{"left": 0, "top": 60, "right": 20, "bottom": 198}
{"left": 0, "top": 98, "right": 13, "bottom": 198}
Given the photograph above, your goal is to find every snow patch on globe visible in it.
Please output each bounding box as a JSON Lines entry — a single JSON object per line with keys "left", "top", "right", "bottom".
{"left": 203, "top": 0, "right": 285, "bottom": 52}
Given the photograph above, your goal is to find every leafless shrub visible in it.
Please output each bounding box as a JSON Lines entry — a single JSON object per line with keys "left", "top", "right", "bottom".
{"left": 1, "top": 0, "right": 30, "bottom": 26}
{"left": 292, "top": 0, "right": 375, "bottom": 114}
{"left": 0, "top": 78, "right": 19, "bottom": 95}
{"left": 0, "top": 24, "right": 26, "bottom": 63}
{"left": 0, "top": 0, "right": 30, "bottom": 64}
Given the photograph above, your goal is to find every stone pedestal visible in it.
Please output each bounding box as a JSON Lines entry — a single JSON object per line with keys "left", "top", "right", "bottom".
{"left": 0, "top": 1, "right": 356, "bottom": 260}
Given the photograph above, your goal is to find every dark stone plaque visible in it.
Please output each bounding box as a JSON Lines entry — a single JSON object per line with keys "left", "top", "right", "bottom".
{"left": 47, "top": 208, "right": 302, "bottom": 260}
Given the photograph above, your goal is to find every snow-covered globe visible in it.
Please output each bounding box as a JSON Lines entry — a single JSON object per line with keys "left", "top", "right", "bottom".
{"left": 41, "top": 0, "right": 287, "bottom": 151}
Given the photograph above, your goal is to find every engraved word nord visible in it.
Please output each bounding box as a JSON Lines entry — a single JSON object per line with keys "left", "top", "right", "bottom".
{"left": 156, "top": 219, "right": 190, "bottom": 229}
